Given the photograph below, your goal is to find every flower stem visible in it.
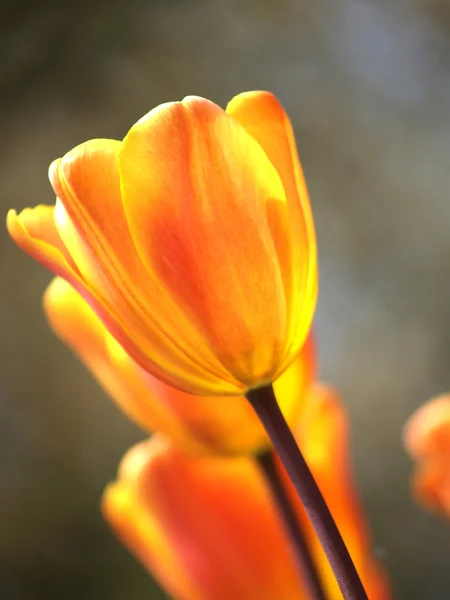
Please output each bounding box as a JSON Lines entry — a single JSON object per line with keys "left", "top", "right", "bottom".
{"left": 257, "top": 449, "right": 327, "bottom": 600}
{"left": 247, "top": 385, "right": 368, "bottom": 600}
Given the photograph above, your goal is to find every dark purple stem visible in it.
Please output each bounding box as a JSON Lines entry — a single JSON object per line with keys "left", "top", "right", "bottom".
{"left": 257, "top": 450, "right": 327, "bottom": 600}
{"left": 247, "top": 385, "right": 368, "bottom": 600}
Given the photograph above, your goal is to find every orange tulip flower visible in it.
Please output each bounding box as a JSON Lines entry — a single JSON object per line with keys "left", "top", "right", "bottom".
{"left": 103, "top": 385, "right": 390, "bottom": 600}
{"left": 43, "top": 276, "right": 315, "bottom": 455}
{"left": 7, "top": 91, "right": 317, "bottom": 397}
{"left": 404, "top": 394, "right": 450, "bottom": 516}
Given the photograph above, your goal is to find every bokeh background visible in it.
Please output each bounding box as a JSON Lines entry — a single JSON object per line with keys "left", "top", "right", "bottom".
{"left": 2, "top": 0, "right": 450, "bottom": 597}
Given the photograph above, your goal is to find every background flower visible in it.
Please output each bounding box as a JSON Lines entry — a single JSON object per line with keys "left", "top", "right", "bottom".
{"left": 103, "top": 385, "right": 390, "bottom": 600}
{"left": 404, "top": 395, "right": 450, "bottom": 516}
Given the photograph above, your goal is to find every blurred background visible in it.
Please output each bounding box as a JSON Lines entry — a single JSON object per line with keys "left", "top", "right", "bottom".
{"left": 2, "top": 0, "right": 450, "bottom": 597}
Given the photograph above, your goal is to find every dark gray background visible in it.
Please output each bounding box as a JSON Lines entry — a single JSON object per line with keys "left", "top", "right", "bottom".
{"left": 2, "top": 0, "right": 450, "bottom": 597}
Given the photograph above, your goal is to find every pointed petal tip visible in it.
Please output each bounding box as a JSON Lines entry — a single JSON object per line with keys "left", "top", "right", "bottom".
{"left": 6, "top": 207, "right": 32, "bottom": 246}
{"left": 227, "top": 90, "right": 284, "bottom": 115}
{"left": 130, "top": 101, "right": 183, "bottom": 133}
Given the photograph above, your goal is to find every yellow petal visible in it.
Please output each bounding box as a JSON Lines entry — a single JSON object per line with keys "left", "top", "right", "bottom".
{"left": 227, "top": 91, "right": 317, "bottom": 374}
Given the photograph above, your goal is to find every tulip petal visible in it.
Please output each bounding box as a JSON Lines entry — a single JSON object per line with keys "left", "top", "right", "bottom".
{"left": 49, "top": 139, "right": 147, "bottom": 289}
{"left": 43, "top": 277, "right": 230, "bottom": 444}
{"left": 404, "top": 395, "right": 450, "bottom": 458}
{"left": 273, "top": 332, "right": 316, "bottom": 427}
{"left": 103, "top": 442, "right": 203, "bottom": 600}
{"left": 7, "top": 205, "right": 80, "bottom": 279}
{"left": 44, "top": 276, "right": 244, "bottom": 453}
{"left": 404, "top": 395, "right": 450, "bottom": 516}
{"left": 44, "top": 276, "right": 107, "bottom": 359}
{"left": 49, "top": 139, "right": 239, "bottom": 396}
{"left": 411, "top": 462, "right": 450, "bottom": 514}
{"left": 7, "top": 206, "right": 131, "bottom": 362}
{"left": 8, "top": 207, "right": 212, "bottom": 395}
{"left": 131, "top": 437, "right": 305, "bottom": 600}
{"left": 227, "top": 91, "right": 317, "bottom": 372}
{"left": 43, "top": 277, "right": 174, "bottom": 436}
{"left": 120, "top": 97, "right": 290, "bottom": 387}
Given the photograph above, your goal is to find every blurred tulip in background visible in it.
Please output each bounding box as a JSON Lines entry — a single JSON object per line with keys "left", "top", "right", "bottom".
{"left": 404, "top": 395, "right": 450, "bottom": 517}
{"left": 104, "top": 385, "right": 390, "bottom": 600}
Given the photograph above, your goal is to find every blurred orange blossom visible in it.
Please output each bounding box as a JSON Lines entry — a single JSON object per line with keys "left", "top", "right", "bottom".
{"left": 404, "top": 394, "right": 450, "bottom": 516}
{"left": 43, "top": 276, "right": 315, "bottom": 456}
{"left": 7, "top": 91, "right": 317, "bottom": 397}
{"left": 103, "top": 385, "right": 390, "bottom": 600}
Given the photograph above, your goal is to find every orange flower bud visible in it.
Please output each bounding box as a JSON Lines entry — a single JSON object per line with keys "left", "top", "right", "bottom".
{"left": 103, "top": 387, "right": 390, "bottom": 600}
{"left": 404, "top": 394, "right": 450, "bottom": 516}
{"left": 7, "top": 92, "right": 317, "bottom": 397}
{"left": 43, "top": 276, "right": 314, "bottom": 455}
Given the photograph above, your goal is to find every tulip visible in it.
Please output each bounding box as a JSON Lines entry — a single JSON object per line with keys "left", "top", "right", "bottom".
{"left": 7, "top": 91, "right": 317, "bottom": 397}
{"left": 404, "top": 394, "right": 450, "bottom": 516}
{"left": 103, "top": 385, "right": 390, "bottom": 600}
{"left": 43, "top": 276, "right": 315, "bottom": 455}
